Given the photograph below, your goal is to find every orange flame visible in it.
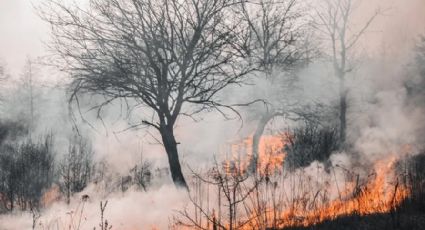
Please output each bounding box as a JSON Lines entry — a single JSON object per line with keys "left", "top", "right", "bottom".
{"left": 217, "top": 136, "right": 411, "bottom": 229}
{"left": 223, "top": 134, "right": 287, "bottom": 176}
{"left": 273, "top": 157, "right": 409, "bottom": 228}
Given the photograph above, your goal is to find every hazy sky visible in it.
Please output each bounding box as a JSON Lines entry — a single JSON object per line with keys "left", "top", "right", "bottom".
{"left": 0, "top": 0, "right": 46, "bottom": 75}
{"left": 0, "top": 0, "right": 424, "bottom": 76}
{"left": 0, "top": 0, "right": 87, "bottom": 76}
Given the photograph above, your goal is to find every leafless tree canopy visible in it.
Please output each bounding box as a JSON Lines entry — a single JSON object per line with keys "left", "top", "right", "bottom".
{"left": 313, "top": 0, "right": 379, "bottom": 145}
{"left": 234, "top": 0, "right": 313, "bottom": 172}
{"left": 41, "top": 0, "right": 251, "bottom": 128}
{"left": 40, "top": 0, "right": 255, "bottom": 188}
{"left": 239, "top": 0, "right": 305, "bottom": 73}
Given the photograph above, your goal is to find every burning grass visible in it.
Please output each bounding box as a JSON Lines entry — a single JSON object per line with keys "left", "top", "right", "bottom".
{"left": 174, "top": 135, "right": 414, "bottom": 230}
{"left": 0, "top": 134, "right": 418, "bottom": 230}
{"left": 275, "top": 157, "right": 410, "bottom": 228}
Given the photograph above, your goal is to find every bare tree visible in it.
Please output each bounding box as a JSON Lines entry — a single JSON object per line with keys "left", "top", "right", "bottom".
{"left": 237, "top": 0, "right": 311, "bottom": 170}
{"left": 313, "top": 0, "right": 379, "bottom": 145}
{"left": 21, "top": 57, "right": 37, "bottom": 137}
{"left": 40, "top": 0, "right": 253, "bottom": 189}
{"left": 59, "top": 134, "right": 93, "bottom": 204}
{"left": 2, "top": 57, "right": 42, "bottom": 135}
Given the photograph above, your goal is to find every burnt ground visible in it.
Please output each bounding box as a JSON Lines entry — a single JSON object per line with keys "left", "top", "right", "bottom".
{"left": 280, "top": 211, "right": 425, "bottom": 230}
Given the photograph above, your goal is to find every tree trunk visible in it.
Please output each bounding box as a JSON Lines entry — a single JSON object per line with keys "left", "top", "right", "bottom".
{"left": 160, "top": 125, "right": 188, "bottom": 189}
{"left": 339, "top": 77, "right": 347, "bottom": 146}
{"left": 9, "top": 190, "right": 14, "bottom": 211}
{"left": 249, "top": 111, "right": 281, "bottom": 173}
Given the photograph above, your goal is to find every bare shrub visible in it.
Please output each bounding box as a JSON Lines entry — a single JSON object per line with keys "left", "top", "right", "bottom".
{"left": 0, "top": 135, "right": 55, "bottom": 212}
{"left": 58, "top": 134, "right": 94, "bottom": 204}
{"left": 129, "top": 154, "right": 152, "bottom": 192}
{"left": 176, "top": 161, "right": 261, "bottom": 230}
{"left": 284, "top": 123, "right": 339, "bottom": 170}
